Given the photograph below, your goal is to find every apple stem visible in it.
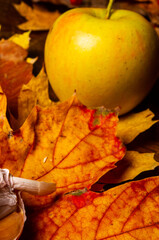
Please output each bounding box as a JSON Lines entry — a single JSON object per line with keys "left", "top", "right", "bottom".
{"left": 106, "top": 0, "right": 115, "bottom": 19}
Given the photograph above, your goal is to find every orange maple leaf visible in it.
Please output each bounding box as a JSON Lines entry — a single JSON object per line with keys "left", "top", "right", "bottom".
{"left": 21, "top": 176, "right": 159, "bottom": 240}
{"left": 0, "top": 93, "right": 125, "bottom": 207}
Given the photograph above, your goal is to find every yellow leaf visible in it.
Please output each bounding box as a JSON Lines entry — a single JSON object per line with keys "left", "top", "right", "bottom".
{"left": 122, "top": 151, "right": 159, "bottom": 179}
{"left": 9, "top": 31, "right": 31, "bottom": 49}
{"left": 117, "top": 109, "right": 158, "bottom": 144}
{"left": 8, "top": 31, "right": 37, "bottom": 65}
{"left": 0, "top": 86, "right": 6, "bottom": 115}
{"left": 95, "top": 151, "right": 159, "bottom": 188}
{"left": 24, "top": 67, "right": 52, "bottom": 107}
{"left": 26, "top": 57, "right": 37, "bottom": 64}
{"left": 0, "top": 87, "right": 11, "bottom": 134}
{"left": 14, "top": 2, "right": 60, "bottom": 31}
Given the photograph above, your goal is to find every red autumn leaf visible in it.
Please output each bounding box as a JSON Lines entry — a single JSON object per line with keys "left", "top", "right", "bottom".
{"left": 21, "top": 176, "right": 159, "bottom": 240}
{"left": 0, "top": 94, "right": 125, "bottom": 207}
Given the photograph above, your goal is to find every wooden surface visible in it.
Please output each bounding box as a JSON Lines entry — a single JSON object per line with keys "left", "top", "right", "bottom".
{"left": 0, "top": 0, "right": 159, "bottom": 178}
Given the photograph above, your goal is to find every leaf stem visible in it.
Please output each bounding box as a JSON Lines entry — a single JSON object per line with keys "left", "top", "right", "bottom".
{"left": 106, "top": 0, "right": 115, "bottom": 19}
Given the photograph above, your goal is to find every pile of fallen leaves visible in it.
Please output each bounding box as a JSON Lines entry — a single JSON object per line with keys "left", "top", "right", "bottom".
{"left": 0, "top": 1, "right": 159, "bottom": 239}
{"left": 11, "top": 0, "right": 159, "bottom": 33}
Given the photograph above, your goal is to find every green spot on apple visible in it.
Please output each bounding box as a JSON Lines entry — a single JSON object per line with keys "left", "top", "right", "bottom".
{"left": 45, "top": 0, "right": 159, "bottom": 115}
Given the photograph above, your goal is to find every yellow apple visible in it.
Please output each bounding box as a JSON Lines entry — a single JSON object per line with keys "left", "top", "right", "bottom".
{"left": 45, "top": 2, "right": 159, "bottom": 115}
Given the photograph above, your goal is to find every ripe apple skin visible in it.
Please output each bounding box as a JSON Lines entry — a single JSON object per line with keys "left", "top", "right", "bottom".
{"left": 45, "top": 8, "right": 159, "bottom": 115}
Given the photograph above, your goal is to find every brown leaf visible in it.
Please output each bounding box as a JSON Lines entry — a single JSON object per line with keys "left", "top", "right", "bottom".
{"left": 115, "top": 0, "right": 159, "bottom": 26}
{"left": 0, "top": 95, "right": 125, "bottom": 207}
{"left": 135, "top": 0, "right": 159, "bottom": 25}
{"left": 10, "top": 67, "right": 52, "bottom": 130}
{"left": 0, "top": 39, "right": 33, "bottom": 117}
{"left": 155, "top": 26, "right": 159, "bottom": 37}
{"left": 14, "top": 2, "right": 61, "bottom": 31}
{"left": 23, "top": 176, "right": 159, "bottom": 240}
{"left": 117, "top": 109, "right": 158, "bottom": 144}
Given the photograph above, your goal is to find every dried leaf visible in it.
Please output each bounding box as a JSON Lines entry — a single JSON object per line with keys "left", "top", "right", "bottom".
{"left": 0, "top": 39, "right": 33, "bottom": 117}
{"left": 0, "top": 95, "right": 125, "bottom": 207}
{"left": 0, "top": 85, "right": 36, "bottom": 178}
{"left": 24, "top": 176, "right": 159, "bottom": 240}
{"left": 9, "top": 88, "right": 36, "bottom": 130}
{"left": 10, "top": 67, "right": 52, "bottom": 130}
{"left": 112, "top": 0, "right": 159, "bottom": 26}
{"left": 14, "top": 2, "right": 60, "bottom": 31}
{"left": 9, "top": 31, "right": 31, "bottom": 50}
{"left": 93, "top": 151, "right": 159, "bottom": 190}
{"left": 0, "top": 2, "right": 159, "bottom": 239}
{"left": 117, "top": 109, "right": 158, "bottom": 144}
{"left": 0, "top": 87, "right": 11, "bottom": 133}
{"left": 135, "top": 0, "right": 159, "bottom": 25}
{"left": 23, "top": 67, "right": 51, "bottom": 107}
{"left": 122, "top": 151, "right": 159, "bottom": 179}
{"left": 155, "top": 26, "right": 159, "bottom": 37}
{"left": 0, "top": 105, "right": 37, "bottom": 176}
{"left": 0, "top": 86, "right": 7, "bottom": 116}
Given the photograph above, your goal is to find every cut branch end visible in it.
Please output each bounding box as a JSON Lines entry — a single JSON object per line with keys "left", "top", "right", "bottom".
{"left": 12, "top": 176, "right": 56, "bottom": 196}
